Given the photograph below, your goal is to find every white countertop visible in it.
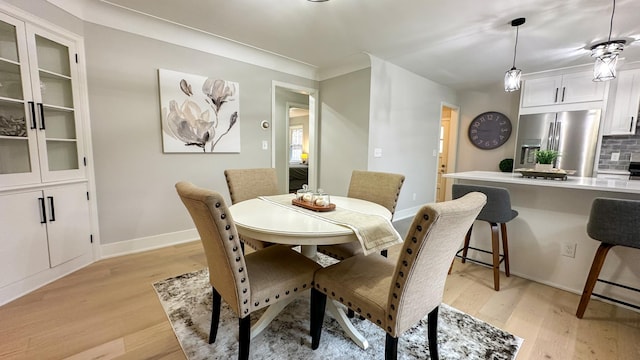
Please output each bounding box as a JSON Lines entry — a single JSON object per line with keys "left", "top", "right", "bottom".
{"left": 444, "top": 171, "right": 640, "bottom": 194}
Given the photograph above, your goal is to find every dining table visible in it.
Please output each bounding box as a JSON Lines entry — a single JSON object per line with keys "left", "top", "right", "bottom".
{"left": 228, "top": 193, "right": 400, "bottom": 350}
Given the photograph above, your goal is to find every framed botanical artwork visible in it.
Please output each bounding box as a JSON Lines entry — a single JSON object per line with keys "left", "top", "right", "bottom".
{"left": 158, "top": 69, "right": 240, "bottom": 153}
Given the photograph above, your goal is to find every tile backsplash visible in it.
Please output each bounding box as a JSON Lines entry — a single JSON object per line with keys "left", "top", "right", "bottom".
{"left": 599, "top": 126, "right": 640, "bottom": 170}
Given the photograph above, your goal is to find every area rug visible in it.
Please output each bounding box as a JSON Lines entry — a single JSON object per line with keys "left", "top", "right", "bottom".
{"left": 153, "top": 263, "right": 523, "bottom": 359}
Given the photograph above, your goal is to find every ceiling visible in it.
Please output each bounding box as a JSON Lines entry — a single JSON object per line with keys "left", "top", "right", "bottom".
{"left": 88, "top": 0, "right": 640, "bottom": 90}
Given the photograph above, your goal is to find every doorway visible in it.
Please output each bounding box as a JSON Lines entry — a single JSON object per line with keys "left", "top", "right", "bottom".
{"left": 436, "top": 103, "right": 459, "bottom": 202}
{"left": 271, "top": 82, "right": 318, "bottom": 193}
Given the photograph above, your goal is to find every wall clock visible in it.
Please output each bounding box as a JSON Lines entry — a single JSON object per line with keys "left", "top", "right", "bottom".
{"left": 468, "top": 111, "right": 512, "bottom": 150}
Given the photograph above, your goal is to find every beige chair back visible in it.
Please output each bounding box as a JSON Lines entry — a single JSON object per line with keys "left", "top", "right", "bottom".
{"left": 224, "top": 168, "right": 279, "bottom": 204}
{"left": 389, "top": 192, "right": 486, "bottom": 336}
{"left": 347, "top": 170, "right": 405, "bottom": 217}
{"left": 175, "top": 181, "right": 250, "bottom": 316}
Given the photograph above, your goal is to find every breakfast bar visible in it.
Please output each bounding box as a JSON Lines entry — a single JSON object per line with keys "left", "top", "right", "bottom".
{"left": 444, "top": 171, "right": 640, "bottom": 308}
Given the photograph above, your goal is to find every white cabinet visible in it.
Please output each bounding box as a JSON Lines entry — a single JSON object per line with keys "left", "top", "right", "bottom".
{"left": 603, "top": 69, "right": 640, "bottom": 135}
{"left": 0, "top": 7, "right": 94, "bottom": 304}
{"left": 0, "top": 183, "right": 91, "bottom": 288}
{"left": 0, "top": 12, "right": 85, "bottom": 188}
{"left": 521, "top": 71, "right": 607, "bottom": 108}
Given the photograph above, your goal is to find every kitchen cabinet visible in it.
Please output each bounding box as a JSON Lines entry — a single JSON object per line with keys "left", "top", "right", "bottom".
{"left": 521, "top": 71, "right": 607, "bottom": 108}
{"left": 0, "top": 183, "right": 91, "bottom": 288}
{"left": 0, "top": 11, "right": 85, "bottom": 188}
{"left": 603, "top": 69, "right": 640, "bottom": 135}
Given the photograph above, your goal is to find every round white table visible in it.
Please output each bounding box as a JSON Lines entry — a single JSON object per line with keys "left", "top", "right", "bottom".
{"left": 228, "top": 194, "right": 393, "bottom": 349}
{"left": 229, "top": 194, "right": 392, "bottom": 257}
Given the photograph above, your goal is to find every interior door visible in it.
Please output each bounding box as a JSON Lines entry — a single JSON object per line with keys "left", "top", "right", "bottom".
{"left": 436, "top": 118, "right": 450, "bottom": 202}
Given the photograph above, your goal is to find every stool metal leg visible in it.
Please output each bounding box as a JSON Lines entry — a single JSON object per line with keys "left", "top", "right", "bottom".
{"left": 500, "top": 223, "right": 510, "bottom": 277}
{"left": 576, "top": 243, "right": 615, "bottom": 318}
{"left": 490, "top": 222, "right": 500, "bottom": 291}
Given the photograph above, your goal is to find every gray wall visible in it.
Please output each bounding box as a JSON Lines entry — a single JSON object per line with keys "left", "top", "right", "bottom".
{"left": 83, "top": 23, "right": 316, "bottom": 244}
{"left": 318, "top": 68, "right": 371, "bottom": 195}
{"left": 3, "top": 0, "right": 84, "bottom": 35}
{"left": 368, "top": 56, "right": 457, "bottom": 215}
{"left": 456, "top": 84, "right": 521, "bottom": 172}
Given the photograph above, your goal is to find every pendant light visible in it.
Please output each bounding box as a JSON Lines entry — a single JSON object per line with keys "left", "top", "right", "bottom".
{"left": 591, "top": 0, "right": 625, "bottom": 81}
{"left": 505, "top": 18, "right": 526, "bottom": 92}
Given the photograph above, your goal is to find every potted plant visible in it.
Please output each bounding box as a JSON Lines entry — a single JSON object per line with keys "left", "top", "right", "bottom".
{"left": 535, "top": 150, "right": 558, "bottom": 171}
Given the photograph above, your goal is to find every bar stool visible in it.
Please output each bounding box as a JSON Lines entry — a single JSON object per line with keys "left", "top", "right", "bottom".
{"left": 576, "top": 197, "right": 640, "bottom": 318}
{"left": 451, "top": 184, "right": 518, "bottom": 291}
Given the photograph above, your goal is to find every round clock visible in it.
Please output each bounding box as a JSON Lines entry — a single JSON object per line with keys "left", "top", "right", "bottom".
{"left": 468, "top": 111, "right": 512, "bottom": 150}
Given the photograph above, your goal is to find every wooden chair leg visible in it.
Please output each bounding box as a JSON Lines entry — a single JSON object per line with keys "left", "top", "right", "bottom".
{"left": 209, "top": 287, "right": 221, "bottom": 344}
{"left": 385, "top": 333, "right": 398, "bottom": 360}
{"left": 576, "top": 243, "right": 615, "bottom": 318}
{"left": 490, "top": 222, "right": 500, "bottom": 291}
{"left": 310, "top": 289, "right": 327, "bottom": 350}
{"left": 500, "top": 223, "right": 510, "bottom": 277}
{"left": 461, "top": 225, "right": 473, "bottom": 263}
{"left": 238, "top": 315, "right": 251, "bottom": 360}
{"left": 427, "top": 306, "right": 439, "bottom": 360}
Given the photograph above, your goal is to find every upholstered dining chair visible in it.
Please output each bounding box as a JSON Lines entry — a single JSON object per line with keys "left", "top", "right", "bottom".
{"left": 175, "top": 181, "right": 322, "bottom": 360}
{"left": 317, "top": 170, "right": 405, "bottom": 260}
{"left": 576, "top": 197, "right": 640, "bottom": 318}
{"left": 310, "top": 192, "right": 487, "bottom": 360}
{"left": 224, "top": 168, "right": 280, "bottom": 251}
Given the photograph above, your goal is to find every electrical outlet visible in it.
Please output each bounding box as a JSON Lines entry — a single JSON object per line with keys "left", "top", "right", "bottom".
{"left": 611, "top": 152, "right": 620, "bottom": 161}
{"left": 561, "top": 242, "right": 577, "bottom": 258}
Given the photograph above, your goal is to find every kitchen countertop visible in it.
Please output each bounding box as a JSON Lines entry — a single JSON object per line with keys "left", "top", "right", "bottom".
{"left": 444, "top": 171, "right": 640, "bottom": 194}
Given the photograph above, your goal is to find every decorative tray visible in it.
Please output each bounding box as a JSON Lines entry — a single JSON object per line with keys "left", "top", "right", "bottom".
{"left": 292, "top": 198, "right": 336, "bottom": 212}
{"left": 514, "top": 168, "right": 576, "bottom": 181}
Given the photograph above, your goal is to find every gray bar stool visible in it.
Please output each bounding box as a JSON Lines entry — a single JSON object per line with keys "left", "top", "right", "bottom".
{"left": 452, "top": 184, "right": 518, "bottom": 291}
{"left": 576, "top": 197, "right": 640, "bottom": 318}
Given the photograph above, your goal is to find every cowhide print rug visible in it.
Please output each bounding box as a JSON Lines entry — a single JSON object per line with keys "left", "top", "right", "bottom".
{"left": 153, "top": 256, "right": 523, "bottom": 359}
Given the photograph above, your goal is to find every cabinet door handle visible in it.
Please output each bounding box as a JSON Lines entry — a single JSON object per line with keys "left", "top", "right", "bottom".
{"left": 28, "top": 101, "right": 37, "bottom": 129}
{"left": 554, "top": 88, "right": 559, "bottom": 103}
{"left": 561, "top": 87, "right": 566, "bottom": 102}
{"left": 631, "top": 116, "right": 635, "bottom": 133}
{"left": 37, "top": 103, "right": 46, "bottom": 130}
{"left": 38, "top": 197, "right": 47, "bottom": 224}
{"left": 47, "top": 196, "right": 56, "bottom": 222}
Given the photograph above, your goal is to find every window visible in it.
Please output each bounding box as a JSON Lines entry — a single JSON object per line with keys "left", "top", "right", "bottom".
{"left": 289, "top": 125, "right": 303, "bottom": 163}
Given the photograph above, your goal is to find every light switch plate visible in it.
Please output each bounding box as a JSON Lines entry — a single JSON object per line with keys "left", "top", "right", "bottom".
{"left": 374, "top": 148, "right": 382, "bottom": 158}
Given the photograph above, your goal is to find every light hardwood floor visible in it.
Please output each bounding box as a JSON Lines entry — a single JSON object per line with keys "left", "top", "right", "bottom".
{"left": 1, "top": 240, "right": 639, "bottom": 359}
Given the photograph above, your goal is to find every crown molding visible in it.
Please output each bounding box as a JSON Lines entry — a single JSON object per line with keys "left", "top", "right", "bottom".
{"left": 46, "top": 0, "right": 320, "bottom": 80}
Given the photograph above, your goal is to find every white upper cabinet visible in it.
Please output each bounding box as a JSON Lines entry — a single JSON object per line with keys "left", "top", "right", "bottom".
{"left": 521, "top": 71, "right": 607, "bottom": 108}
{"left": 0, "top": 13, "right": 85, "bottom": 188}
{"left": 603, "top": 69, "right": 640, "bottom": 135}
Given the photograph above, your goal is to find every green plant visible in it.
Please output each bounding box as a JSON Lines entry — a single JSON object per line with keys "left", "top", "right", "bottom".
{"left": 535, "top": 150, "right": 559, "bottom": 164}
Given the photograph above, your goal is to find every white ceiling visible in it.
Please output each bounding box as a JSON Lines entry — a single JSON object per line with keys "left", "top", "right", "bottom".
{"left": 87, "top": 0, "right": 640, "bottom": 90}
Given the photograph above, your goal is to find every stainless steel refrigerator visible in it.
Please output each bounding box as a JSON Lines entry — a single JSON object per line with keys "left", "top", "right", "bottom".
{"left": 514, "top": 109, "right": 601, "bottom": 177}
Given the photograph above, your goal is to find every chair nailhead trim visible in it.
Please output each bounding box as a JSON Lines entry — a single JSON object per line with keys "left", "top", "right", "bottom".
{"left": 265, "top": 298, "right": 269, "bottom": 303}
{"left": 243, "top": 299, "right": 247, "bottom": 304}
{"left": 402, "top": 261, "right": 408, "bottom": 266}
{"left": 215, "top": 203, "right": 221, "bottom": 208}
{"left": 225, "top": 225, "right": 230, "bottom": 230}
{"left": 294, "top": 288, "right": 298, "bottom": 292}
{"left": 391, "top": 304, "right": 395, "bottom": 310}
{"left": 244, "top": 309, "right": 248, "bottom": 314}
{"left": 303, "top": 284, "right": 307, "bottom": 288}
{"left": 411, "top": 237, "right": 417, "bottom": 243}
{"left": 395, "top": 282, "right": 400, "bottom": 288}
{"left": 233, "top": 246, "right": 238, "bottom": 251}
{"left": 243, "top": 288, "right": 247, "bottom": 293}
{"left": 416, "top": 225, "right": 422, "bottom": 231}
{"left": 286, "top": 291, "right": 290, "bottom": 295}
{"left": 348, "top": 302, "right": 352, "bottom": 306}
{"left": 275, "top": 294, "right": 279, "bottom": 299}
{"left": 229, "top": 235, "right": 234, "bottom": 240}
{"left": 393, "top": 293, "right": 397, "bottom": 298}
{"left": 406, "top": 248, "right": 413, "bottom": 255}
{"left": 357, "top": 308, "right": 361, "bottom": 312}
{"left": 241, "top": 278, "right": 245, "bottom": 283}
{"left": 377, "top": 320, "right": 382, "bottom": 325}
{"left": 235, "top": 257, "right": 240, "bottom": 262}
{"left": 255, "top": 301, "right": 259, "bottom": 306}
{"left": 339, "top": 297, "right": 344, "bottom": 302}
{"left": 424, "top": 214, "right": 429, "bottom": 220}
{"left": 239, "top": 267, "right": 243, "bottom": 272}
{"left": 367, "top": 313, "right": 371, "bottom": 318}
{"left": 388, "top": 326, "right": 392, "bottom": 331}
{"left": 399, "top": 271, "right": 404, "bottom": 277}
{"left": 221, "top": 213, "right": 226, "bottom": 219}
{"left": 331, "top": 292, "right": 335, "bottom": 296}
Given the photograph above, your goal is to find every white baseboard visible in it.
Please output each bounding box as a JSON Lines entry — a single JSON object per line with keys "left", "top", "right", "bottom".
{"left": 393, "top": 206, "right": 420, "bottom": 221}
{"left": 100, "top": 228, "right": 199, "bottom": 259}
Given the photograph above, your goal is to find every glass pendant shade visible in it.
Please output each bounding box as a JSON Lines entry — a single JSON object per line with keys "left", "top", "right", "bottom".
{"left": 504, "top": 67, "right": 521, "bottom": 92}
{"left": 591, "top": 41, "right": 624, "bottom": 82}
{"left": 593, "top": 53, "right": 619, "bottom": 81}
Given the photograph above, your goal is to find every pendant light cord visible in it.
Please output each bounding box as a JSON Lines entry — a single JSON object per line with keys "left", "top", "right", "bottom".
{"left": 607, "top": 0, "right": 616, "bottom": 42}
{"left": 512, "top": 25, "right": 519, "bottom": 68}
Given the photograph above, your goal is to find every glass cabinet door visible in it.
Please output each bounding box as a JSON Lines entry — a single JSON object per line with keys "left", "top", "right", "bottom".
{"left": 25, "top": 25, "right": 84, "bottom": 182}
{"left": 0, "top": 13, "right": 40, "bottom": 187}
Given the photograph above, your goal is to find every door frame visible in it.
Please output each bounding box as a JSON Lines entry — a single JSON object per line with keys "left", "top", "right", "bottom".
{"left": 436, "top": 102, "right": 460, "bottom": 201}
{"left": 271, "top": 81, "right": 318, "bottom": 191}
